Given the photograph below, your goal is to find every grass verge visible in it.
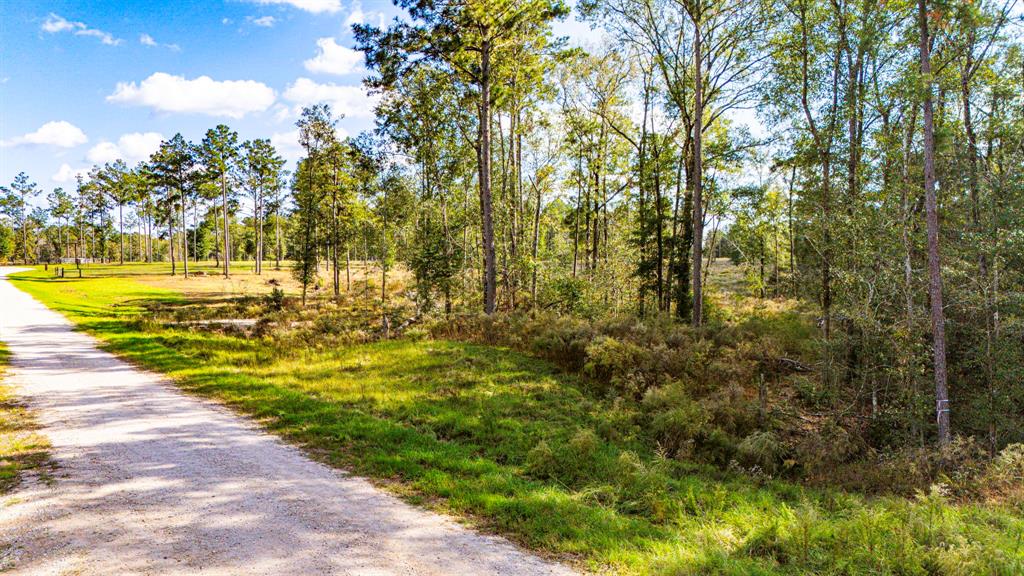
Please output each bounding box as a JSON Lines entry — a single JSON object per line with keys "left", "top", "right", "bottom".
{"left": 0, "top": 342, "right": 52, "bottom": 496}
{"left": 9, "top": 263, "right": 1024, "bottom": 575}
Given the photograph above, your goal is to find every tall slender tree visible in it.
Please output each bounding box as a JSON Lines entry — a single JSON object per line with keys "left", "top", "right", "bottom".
{"left": 356, "top": 0, "right": 569, "bottom": 314}
{"left": 918, "top": 0, "right": 950, "bottom": 446}
{"left": 240, "top": 139, "right": 286, "bottom": 275}
{"left": 200, "top": 125, "right": 241, "bottom": 278}
{"left": 8, "top": 173, "right": 40, "bottom": 264}
{"left": 150, "top": 134, "right": 197, "bottom": 277}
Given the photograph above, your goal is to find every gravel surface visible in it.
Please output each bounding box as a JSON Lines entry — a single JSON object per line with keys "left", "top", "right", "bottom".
{"left": 0, "top": 268, "right": 578, "bottom": 576}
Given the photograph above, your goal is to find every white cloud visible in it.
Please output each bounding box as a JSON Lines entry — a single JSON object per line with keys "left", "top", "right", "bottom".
{"left": 52, "top": 163, "right": 90, "bottom": 184}
{"left": 271, "top": 103, "right": 293, "bottom": 123}
{"left": 270, "top": 130, "right": 304, "bottom": 163}
{"left": 345, "top": 3, "right": 364, "bottom": 25}
{"left": 107, "top": 73, "right": 276, "bottom": 118}
{"left": 118, "top": 132, "right": 165, "bottom": 160}
{"left": 251, "top": 16, "right": 276, "bottom": 27}
{"left": 344, "top": 2, "right": 385, "bottom": 28}
{"left": 86, "top": 141, "right": 122, "bottom": 164}
{"left": 41, "top": 14, "right": 77, "bottom": 33}
{"left": 42, "top": 13, "right": 122, "bottom": 46}
{"left": 1, "top": 120, "right": 88, "bottom": 148}
{"left": 139, "top": 33, "right": 180, "bottom": 51}
{"left": 86, "top": 132, "right": 165, "bottom": 164}
{"left": 283, "top": 77, "right": 377, "bottom": 119}
{"left": 242, "top": 0, "right": 342, "bottom": 14}
{"left": 304, "top": 37, "right": 363, "bottom": 76}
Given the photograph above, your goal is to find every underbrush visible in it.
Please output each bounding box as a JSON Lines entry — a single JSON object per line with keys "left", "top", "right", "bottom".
{"left": 113, "top": 274, "right": 1024, "bottom": 501}
{"left": 431, "top": 308, "right": 1024, "bottom": 501}
{"left": 144, "top": 283, "right": 1024, "bottom": 502}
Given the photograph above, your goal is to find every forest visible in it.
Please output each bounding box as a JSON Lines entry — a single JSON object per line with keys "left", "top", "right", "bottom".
{"left": 3, "top": 0, "right": 1024, "bottom": 559}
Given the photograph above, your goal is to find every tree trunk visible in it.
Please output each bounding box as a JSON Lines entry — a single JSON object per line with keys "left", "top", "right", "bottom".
{"left": 691, "top": 17, "right": 705, "bottom": 327}
{"left": 169, "top": 210, "right": 176, "bottom": 276}
{"left": 652, "top": 128, "right": 664, "bottom": 309}
{"left": 222, "top": 172, "right": 230, "bottom": 278}
{"left": 118, "top": 204, "right": 124, "bottom": 265}
{"left": 478, "top": 39, "right": 497, "bottom": 314}
{"left": 213, "top": 203, "right": 221, "bottom": 268}
{"left": 275, "top": 209, "right": 282, "bottom": 269}
{"left": 180, "top": 191, "right": 189, "bottom": 278}
{"left": 531, "top": 176, "right": 542, "bottom": 307}
{"left": 676, "top": 148, "right": 693, "bottom": 321}
{"left": 788, "top": 164, "right": 797, "bottom": 294}
{"left": 572, "top": 152, "right": 582, "bottom": 278}
{"left": 332, "top": 166, "right": 340, "bottom": 296}
{"left": 919, "top": 0, "right": 951, "bottom": 447}
{"left": 22, "top": 200, "right": 29, "bottom": 264}
{"left": 254, "top": 190, "right": 261, "bottom": 275}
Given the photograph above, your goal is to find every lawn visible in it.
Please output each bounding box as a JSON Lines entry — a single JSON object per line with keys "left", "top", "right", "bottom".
{"left": 8, "top": 263, "right": 1024, "bottom": 575}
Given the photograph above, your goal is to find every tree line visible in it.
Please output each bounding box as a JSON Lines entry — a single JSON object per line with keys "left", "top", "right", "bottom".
{"left": 2, "top": 0, "right": 1023, "bottom": 450}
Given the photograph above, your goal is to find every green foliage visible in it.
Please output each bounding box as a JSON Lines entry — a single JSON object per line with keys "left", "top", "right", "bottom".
{"left": 0, "top": 223, "right": 13, "bottom": 262}
{"left": 266, "top": 287, "right": 285, "bottom": 311}
{"left": 584, "top": 336, "right": 655, "bottom": 398}
{"left": 641, "top": 381, "right": 709, "bottom": 459}
{"left": 736, "top": 431, "right": 787, "bottom": 476}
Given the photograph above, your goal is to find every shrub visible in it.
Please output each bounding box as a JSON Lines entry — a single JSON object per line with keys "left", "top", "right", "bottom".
{"left": 614, "top": 451, "right": 676, "bottom": 520}
{"left": 594, "top": 398, "right": 641, "bottom": 444}
{"left": 698, "top": 427, "right": 739, "bottom": 467}
{"left": 527, "top": 314, "right": 594, "bottom": 370}
{"left": 987, "top": 443, "right": 1024, "bottom": 490}
{"left": 525, "top": 428, "right": 611, "bottom": 487}
{"left": 584, "top": 336, "right": 660, "bottom": 399}
{"left": 642, "top": 381, "right": 709, "bottom": 459}
{"left": 404, "top": 326, "right": 429, "bottom": 341}
{"left": 265, "top": 287, "right": 285, "bottom": 311}
{"left": 737, "top": 431, "right": 787, "bottom": 476}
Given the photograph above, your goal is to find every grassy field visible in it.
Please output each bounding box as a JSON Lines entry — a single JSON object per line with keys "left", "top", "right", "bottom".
{"left": 42, "top": 259, "right": 390, "bottom": 298}
{"left": 8, "top": 262, "right": 1024, "bottom": 575}
{"left": 0, "top": 342, "right": 52, "bottom": 496}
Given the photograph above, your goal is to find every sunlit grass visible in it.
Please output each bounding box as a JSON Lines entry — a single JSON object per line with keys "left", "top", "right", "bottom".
{"left": 9, "top": 264, "right": 1024, "bottom": 575}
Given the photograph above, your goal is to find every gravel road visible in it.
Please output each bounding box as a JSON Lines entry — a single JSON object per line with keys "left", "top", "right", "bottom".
{"left": 0, "top": 268, "right": 577, "bottom": 576}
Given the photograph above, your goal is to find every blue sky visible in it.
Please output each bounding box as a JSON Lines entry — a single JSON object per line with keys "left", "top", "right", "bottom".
{"left": 0, "top": 0, "right": 596, "bottom": 206}
{"left": 0, "top": 0, "right": 405, "bottom": 199}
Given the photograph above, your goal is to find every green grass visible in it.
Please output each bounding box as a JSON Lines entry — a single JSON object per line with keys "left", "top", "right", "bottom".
{"left": 0, "top": 341, "right": 52, "bottom": 496}
{"left": 10, "top": 263, "right": 1024, "bottom": 575}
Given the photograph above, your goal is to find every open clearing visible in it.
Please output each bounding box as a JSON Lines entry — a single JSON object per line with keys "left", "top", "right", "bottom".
{"left": 0, "top": 267, "right": 574, "bottom": 576}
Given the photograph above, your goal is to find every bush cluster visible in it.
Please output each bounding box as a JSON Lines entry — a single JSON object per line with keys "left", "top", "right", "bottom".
{"left": 431, "top": 309, "right": 1023, "bottom": 498}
